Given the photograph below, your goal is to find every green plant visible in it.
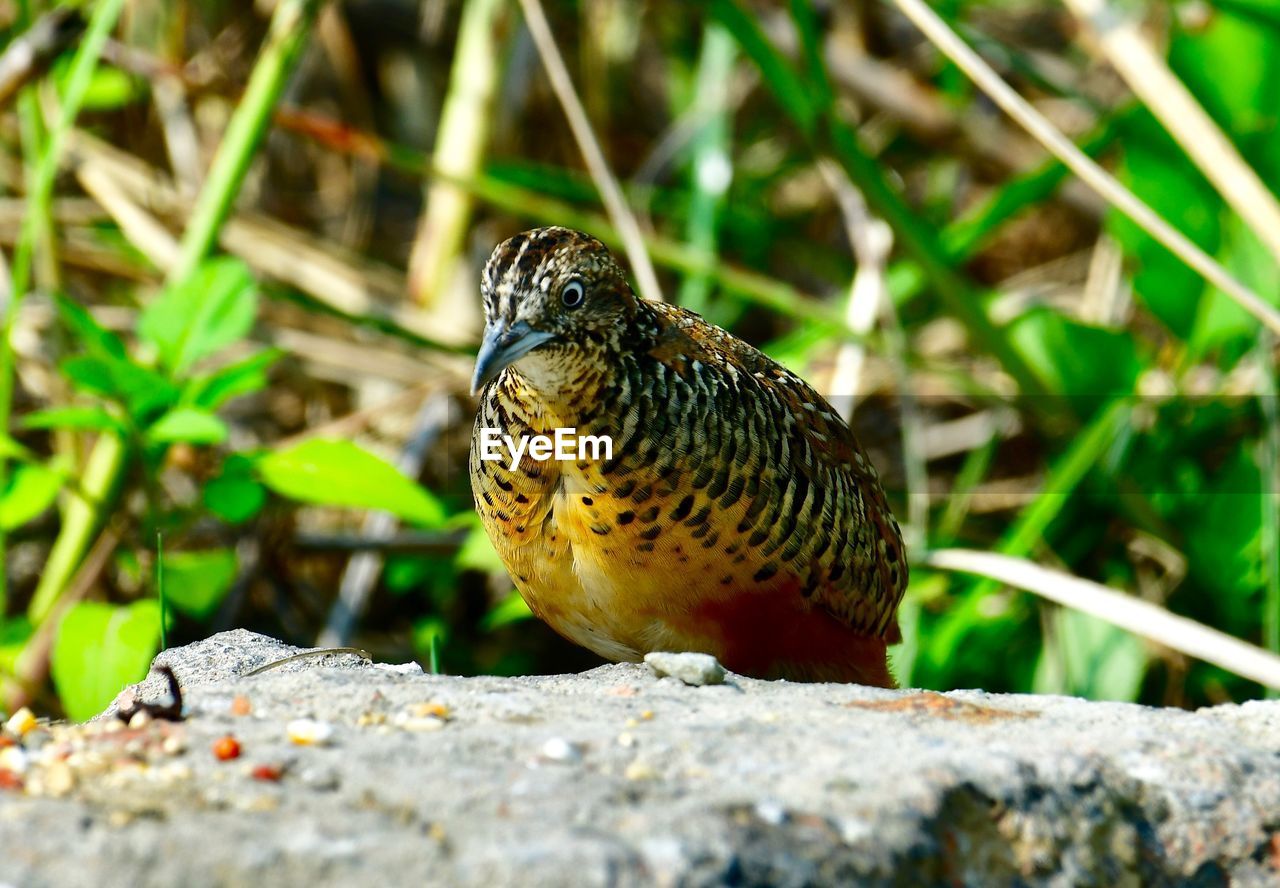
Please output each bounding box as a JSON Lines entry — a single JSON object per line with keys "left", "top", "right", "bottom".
{"left": 2, "top": 254, "right": 451, "bottom": 717}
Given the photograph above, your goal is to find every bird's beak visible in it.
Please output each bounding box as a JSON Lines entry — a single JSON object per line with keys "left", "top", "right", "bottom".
{"left": 471, "top": 319, "right": 558, "bottom": 395}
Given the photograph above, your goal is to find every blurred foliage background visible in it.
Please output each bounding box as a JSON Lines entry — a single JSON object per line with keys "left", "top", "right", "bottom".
{"left": 1, "top": 0, "right": 1278, "bottom": 720}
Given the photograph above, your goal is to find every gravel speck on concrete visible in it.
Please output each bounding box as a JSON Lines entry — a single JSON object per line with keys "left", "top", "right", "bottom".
{"left": 3, "top": 629, "right": 1280, "bottom": 887}
{"left": 644, "top": 651, "right": 727, "bottom": 686}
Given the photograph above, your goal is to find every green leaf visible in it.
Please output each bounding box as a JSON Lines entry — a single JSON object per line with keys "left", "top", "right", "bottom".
{"left": 138, "top": 257, "right": 257, "bottom": 376}
{"left": 0, "top": 616, "right": 35, "bottom": 676}
{"left": 53, "top": 55, "right": 143, "bottom": 112}
{"left": 1170, "top": 7, "right": 1278, "bottom": 144}
{"left": 709, "top": 0, "right": 818, "bottom": 138}
{"left": 61, "top": 354, "right": 179, "bottom": 419}
{"left": 255, "top": 439, "right": 446, "bottom": 526}
{"left": 145, "top": 407, "right": 229, "bottom": 445}
{"left": 204, "top": 455, "right": 266, "bottom": 524}
{"left": 1033, "top": 609, "right": 1147, "bottom": 702}
{"left": 480, "top": 591, "right": 532, "bottom": 631}
{"left": 52, "top": 293, "right": 127, "bottom": 360}
{"left": 187, "top": 348, "right": 282, "bottom": 411}
{"left": 21, "top": 406, "right": 124, "bottom": 433}
{"left": 160, "top": 549, "right": 238, "bottom": 619}
{"left": 1007, "top": 308, "right": 1142, "bottom": 398}
{"left": 80, "top": 66, "right": 142, "bottom": 111}
{"left": 455, "top": 517, "right": 507, "bottom": 574}
{"left": 0, "top": 463, "right": 64, "bottom": 530}
{"left": 51, "top": 601, "right": 162, "bottom": 722}
{"left": 1191, "top": 216, "right": 1280, "bottom": 358}
{"left": 1109, "top": 115, "right": 1222, "bottom": 339}
{"left": 1182, "top": 450, "right": 1265, "bottom": 607}
{"left": 412, "top": 616, "right": 448, "bottom": 672}
{"left": 0, "top": 434, "right": 38, "bottom": 462}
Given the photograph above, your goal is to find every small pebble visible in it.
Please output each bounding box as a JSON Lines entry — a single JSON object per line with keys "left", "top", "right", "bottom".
{"left": 408, "top": 702, "right": 452, "bottom": 721}
{"left": 251, "top": 763, "right": 285, "bottom": 782}
{"left": 286, "top": 719, "right": 334, "bottom": 746}
{"left": 155, "top": 763, "right": 192, "bottom": 783}
{"left": 0, "top": 746, "right": 29, "bottom": 774}
{"left": 625, "top": 760, "right": 658, "bottom": 781}
{"left": 41, "top": 761, "right": 75, "bottom": 797}
{"left": 755, "top": 800, "right": 788, "bottom": 825}
{"left": 212, "top": 735, "right": 242, "bottom": 761}
{"left": 539, "top": 737, "right": 583, "bottom": 764}
{"left": 230, "top": 695, "right": 253, "bottom": 717}
{"left": 299, "top": 765, "right": 340, "bottom": 792}
{"left": 4, "top": 707, "right": 36, "bottom": 738}
{"left": 644, "top": 652, "right": 726, "bottom": 686}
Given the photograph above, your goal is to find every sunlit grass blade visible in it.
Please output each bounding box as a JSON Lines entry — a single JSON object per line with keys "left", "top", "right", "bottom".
{"left": 925, "top": 548, "right": 1280, "bottom": 691}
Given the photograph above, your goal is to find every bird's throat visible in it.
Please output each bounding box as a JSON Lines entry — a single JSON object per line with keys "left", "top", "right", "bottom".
{"left": 500, "top": 345, "right": 613, "bottom": 423}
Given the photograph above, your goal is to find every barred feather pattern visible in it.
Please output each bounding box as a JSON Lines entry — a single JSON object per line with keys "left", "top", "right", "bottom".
{"left": 470, "top": 228, "right": 907, "bottom": 684}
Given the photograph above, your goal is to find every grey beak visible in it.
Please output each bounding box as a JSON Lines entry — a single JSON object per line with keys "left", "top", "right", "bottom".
{"left": 471, "top": 319, "right": 558, "bottom": 395}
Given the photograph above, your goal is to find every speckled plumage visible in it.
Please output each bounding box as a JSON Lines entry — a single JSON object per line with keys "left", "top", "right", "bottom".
{"left": 469, "top": 227, "right": 907, "bottom": 684}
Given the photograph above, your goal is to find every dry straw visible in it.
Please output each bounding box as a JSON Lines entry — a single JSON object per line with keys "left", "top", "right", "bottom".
{"left": 926, "top": 550, "right": 1280, "bottom": 690}
{"left": 889, "top": 0, "right": 1280, "bottom": 336}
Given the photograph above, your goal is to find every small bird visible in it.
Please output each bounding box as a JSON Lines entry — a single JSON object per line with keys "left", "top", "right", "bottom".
{"left": 469, "top": 227, "right": 907, "bottom": 685}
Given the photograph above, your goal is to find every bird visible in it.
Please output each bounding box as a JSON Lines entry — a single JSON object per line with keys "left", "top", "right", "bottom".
{"left": 469, "top": 227, "right": 908, "bottom": 685}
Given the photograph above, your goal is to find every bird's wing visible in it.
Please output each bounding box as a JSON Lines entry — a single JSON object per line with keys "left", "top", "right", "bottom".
{"left": 643, "top": 302, "right": 908, "bottom": 641}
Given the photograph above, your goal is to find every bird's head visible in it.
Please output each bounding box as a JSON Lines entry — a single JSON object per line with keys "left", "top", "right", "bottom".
{"left": 471, "top": 227, "right": 640, "bottom": 396}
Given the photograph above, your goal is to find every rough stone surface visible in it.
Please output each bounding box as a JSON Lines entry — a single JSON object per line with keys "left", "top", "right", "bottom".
{"left": 3, "top": 629, "right": 1280, "bottom": 886}
{"left": 644, "top": 651, "right": 727, "bottom": 686}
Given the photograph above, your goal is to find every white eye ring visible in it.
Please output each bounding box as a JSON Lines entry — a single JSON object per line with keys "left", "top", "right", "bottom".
{"left": 561, "top": 279, "right": 585, "bottom": 308}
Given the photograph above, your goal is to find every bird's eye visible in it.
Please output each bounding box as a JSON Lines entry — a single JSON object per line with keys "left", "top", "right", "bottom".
{"left": 561, "top": 279, "right": 586, "bottom": 308}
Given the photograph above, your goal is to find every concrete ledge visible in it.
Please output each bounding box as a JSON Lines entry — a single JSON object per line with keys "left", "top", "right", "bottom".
{"left": 3, "top": 629, "right": 1279, "bottom": 886}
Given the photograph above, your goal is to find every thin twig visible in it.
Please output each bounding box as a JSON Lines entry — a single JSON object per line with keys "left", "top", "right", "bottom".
{"left": 818, "top": 159, "right": 891, "bottom": 420}
{"left": 764, "top": 7, "right": 1109, "bottom": 223}
{"left": 68, "top": 131, "right": 464, "bottom": 352}
{"left": 816, "top": 160, "right": 928, "bottom": 547}
{"left": 924, "top": 548, "right": 1280, "bottom": 690}
{"left": 1063, "top": 0, "right": 1280, "bottom": 270}
{"left": 272, "top": 381, "right": 442, "bottom": 449}
{"left": 75, "top": 158, "right": 180, "bottom": 269}
{"left": 273, "top": 105, "right": 863, "bottom": 336}
{"left": 0, "top": 8, "right": 85, "bottom": 107}
{"left": 243, "top": 647, "right": 372, "bottom": 677}
{"left": 889, "top": 0, "right": 1280, "bottom": 336}
{"left": 409, "top": 0, "right": 505, "bottom": 311}
{"left": 317, "top": 392, "right": 455, "bottom": 647}
{"left": 167, "top": 0, "right": 325, "bottom": 287}
{"left": 153, "top": 78, "right": 203, "bottom": 196}
{"left": 515, "top": 0, "right": 662, "bottom": 302}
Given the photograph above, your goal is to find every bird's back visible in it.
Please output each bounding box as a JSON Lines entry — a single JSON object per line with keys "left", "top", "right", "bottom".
{"left": 471, "top": 298, "right": 908, "bottom": 685}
